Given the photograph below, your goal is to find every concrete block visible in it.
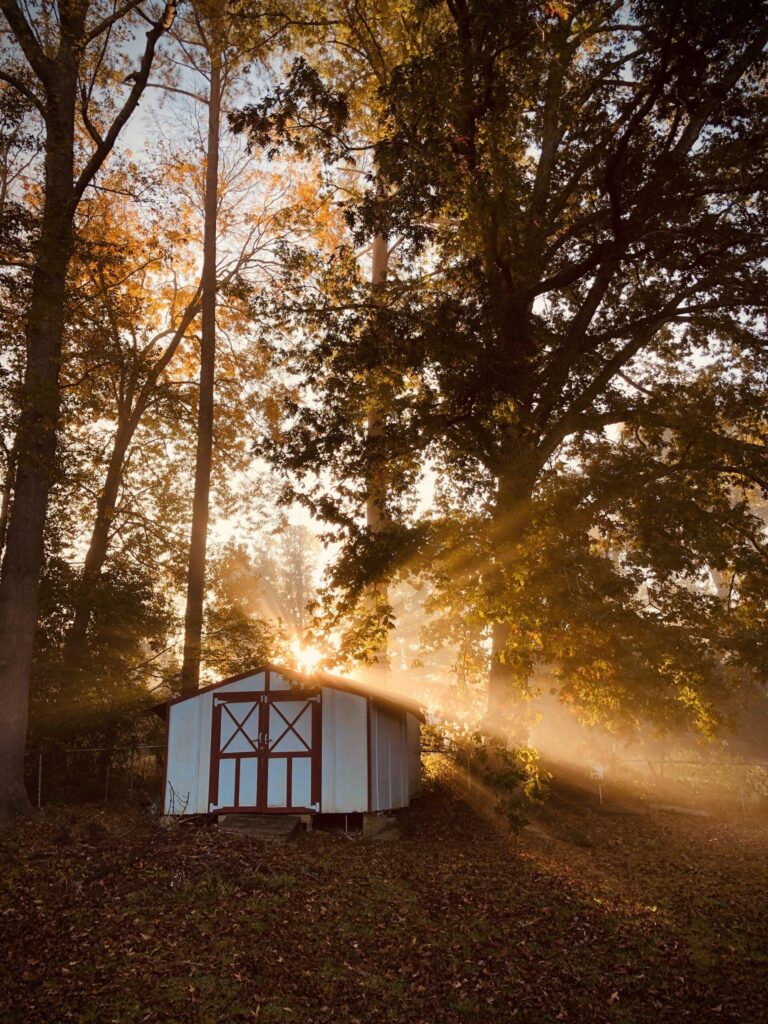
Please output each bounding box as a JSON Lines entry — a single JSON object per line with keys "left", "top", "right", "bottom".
{"left": 363, "top": 812, "right": 392, "bottom": 838}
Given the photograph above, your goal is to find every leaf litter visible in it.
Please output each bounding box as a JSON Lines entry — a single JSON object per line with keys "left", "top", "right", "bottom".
{"left": 0, "top": 777, "right": 766, "bottom": 1023}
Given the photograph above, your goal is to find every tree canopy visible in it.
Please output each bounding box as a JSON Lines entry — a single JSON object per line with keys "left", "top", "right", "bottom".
{"left": 0, "top": 0, "right": 767, "bottom": 820}
{"left": 235, "top": 0, "right": 768, "bottom": 733}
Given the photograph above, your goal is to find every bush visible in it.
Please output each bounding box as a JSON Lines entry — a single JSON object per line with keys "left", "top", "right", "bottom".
{"left": 422, "top": 722, "right": 551, "bottom": 830}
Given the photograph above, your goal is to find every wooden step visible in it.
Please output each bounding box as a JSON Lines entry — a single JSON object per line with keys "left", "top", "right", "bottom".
{"left": 218, "top": 813, "right": 301, "bottom": 844}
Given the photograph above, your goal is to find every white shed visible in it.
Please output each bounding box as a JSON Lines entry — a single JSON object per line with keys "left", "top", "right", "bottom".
{"left": 158, "top": 663, "right": 423, "bottom": 817}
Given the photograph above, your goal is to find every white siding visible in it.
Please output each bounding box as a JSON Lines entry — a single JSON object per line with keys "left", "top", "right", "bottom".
{"left": 165, "top": 699, "right": 201, "bottom": 814}
{"left": 164, "top": 692, "right": 214, "bottom": 815}
{"left": 320, "top": 686, "right": 368, "bottom": 813}
{"left": 217, "top": 671, "right": 267, "bottom": 694}
{"left": 268, "top": 672, "right": 292, "bottom": 691}
{"left": 370, "top": 703, "right": 410, "bottom": 811}
{"left": 215, "top": 669, "right": 292, "bottom": 693}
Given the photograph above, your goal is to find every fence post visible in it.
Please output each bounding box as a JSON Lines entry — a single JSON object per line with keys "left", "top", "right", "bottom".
{"left": 37, "top": 753, "right": 42, "bottom": 809}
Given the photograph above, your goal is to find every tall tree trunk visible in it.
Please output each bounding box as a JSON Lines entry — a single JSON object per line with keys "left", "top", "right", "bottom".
{"left": 0, "top": 436, "right": 18, "bottom": 562}
{"left": 488, "top": 621, "right": 513, "bottom": 714}
{"left": 0, "top": 0, "right": 174, "bottom": 825}
{"left": 486, "top": 457, "right": 538, "bottom": 721}
{"left": 64, "top": 295, "right": 201, "bottom": 670}
{"left": 0, "top": 89, "right": 76, "bottom": 821}
{"left": 64, "top": 417, "right": 133, "bottom": 664}
{"left": 366, "top": 233, "right": 390, "bottom": 683}
{"left": 180, "top": 56, "right": 221, "bottom": 696}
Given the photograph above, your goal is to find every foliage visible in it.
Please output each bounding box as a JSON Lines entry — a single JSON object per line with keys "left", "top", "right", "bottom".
{"left": 422, "top": 721, "right": 550, "bottom": 822}
{"left": 28, "top": 549, "right": 174, "bottom": 747}
{"left": 236, "top": 0, "right": 768, "bottom": 734}
{"left": 203, "top": 541, "right": 290, "bottom": 680}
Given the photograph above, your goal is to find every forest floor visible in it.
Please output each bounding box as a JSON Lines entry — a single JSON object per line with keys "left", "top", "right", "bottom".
{"left": 1, "top": 767, "right": 767, "bottom": 1024}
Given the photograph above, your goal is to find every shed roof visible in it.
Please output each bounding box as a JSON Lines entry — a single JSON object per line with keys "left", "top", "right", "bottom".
{"left": 154, "top": 662, "right": 426, "bottom": 722}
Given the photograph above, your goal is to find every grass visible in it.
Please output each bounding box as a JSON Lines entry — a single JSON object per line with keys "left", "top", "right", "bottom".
{"left": 0, "top": 768, "right": 766, "bottom": 1023}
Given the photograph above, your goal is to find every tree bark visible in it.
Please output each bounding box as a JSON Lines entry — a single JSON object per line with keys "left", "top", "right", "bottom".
{"left": 180, "top": 54, "right": 221, "bottom": 696}
{"left": 0, "top": 84, "right": 76, "bottom": 821}
{"left": 486, "top": 453, "right": 538, "bottom": 719}
{"left": 0, "top": 436, "right": 18, "bottom": 562}
{"left": 64, "top": 416, "right": 133, "bottom": 662}
{"left": 0, "top": 0, "right": 174, "bottom": 823}
{"left": 366, "top": 232, "right": 390, "bottom": 682}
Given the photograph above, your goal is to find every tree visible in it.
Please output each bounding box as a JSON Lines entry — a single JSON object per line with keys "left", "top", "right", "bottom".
{"left": 233, "top": 1, "right": 424, "bottom": 677}
{"left": 203, "top": 540, "right": 286, "bottom": 678}
{"left": 61, "top": 177, "right": 202, "bottom": 674}
{"left": 252, "top": 523, "right": 321, "bottom": 635}
{"left": 178, "top": 4, "right": 224, "bottom": 696}
{"left": 246, "top": 0, "right": 768, "bottom": 733}
{"left": 0, "top": 0, "right": 177, "bottom": 822}
{"left": 0, "top": 80, "right": 40, "bottom": 557}
{"left": 168, "top": 1, "right": 280, "bottom": 695}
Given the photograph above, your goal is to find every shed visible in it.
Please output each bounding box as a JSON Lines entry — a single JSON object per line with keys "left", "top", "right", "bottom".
{"left": 158, "top": 663, "right": 423, "bottom": 817}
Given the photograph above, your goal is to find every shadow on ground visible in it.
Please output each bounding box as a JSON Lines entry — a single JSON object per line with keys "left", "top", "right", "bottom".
{"left": 1, "top": 770, "right": 766, "bottom": 1023}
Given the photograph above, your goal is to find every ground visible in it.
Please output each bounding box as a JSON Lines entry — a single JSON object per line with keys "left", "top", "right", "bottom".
{"left": 1, "top": 769, "right": 767, "bottom": 1024}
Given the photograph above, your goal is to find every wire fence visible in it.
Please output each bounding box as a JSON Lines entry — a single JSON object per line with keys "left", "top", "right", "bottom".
{"left": 24, "top": 743, "right": 768, "bottom": 814}
{"left": 423, "top": 742, "right": 768, "bottom": 814}
{"left": 607, "top": 755, "right": 768, "bottom": 813}
{"left": 23, "top": 745, "right": 164, "bottom": 809}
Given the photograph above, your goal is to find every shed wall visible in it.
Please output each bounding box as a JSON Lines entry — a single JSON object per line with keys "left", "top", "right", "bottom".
{"left": 164, "top": 671, "right": 420, "bottom": 817}
{"left": 370, "top": 703, "right": 411, "bottom": 811}
{"left": 320, "top": 687, "right": 368, "bottom": 813}
{"left": 165, "top": 692, "right": 214, "bottom": 815}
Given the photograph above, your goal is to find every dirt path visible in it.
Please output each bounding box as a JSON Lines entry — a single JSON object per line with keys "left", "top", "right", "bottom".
{"left": 1, "top": 780, "right": 766, "bottom": 1023}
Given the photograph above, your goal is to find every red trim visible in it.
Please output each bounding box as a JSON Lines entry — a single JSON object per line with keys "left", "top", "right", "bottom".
{"left": 366, "top": 697, "right": 372, "bottom": 813}
{"left": 213, "top": 807, "right": 306, "bottom": 815}
{"left": 161, "top": 705, "right": 170, "bottom": 813}
{"left": 208, "top": 701, "right": 221, "bottom": 809}
{"left": 209, "top": 690, "right": 320, "bottom": 814}
{"left": 314, "top": 691, "right": 322, "bottom": 810}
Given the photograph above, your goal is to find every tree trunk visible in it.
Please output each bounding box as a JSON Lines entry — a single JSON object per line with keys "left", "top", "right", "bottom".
{"left": 488, "top": 621, "right": 513, "bottom": 715}
{"left": 366, "top": 232, "right": 390, "bottom": 682}
{"left": 180, "top": 55, "right": 221, "bottom": 696}
{"left": 64, "top": 417, "right": 133, "bottom": 664}
{"left": 64, "top": 294, "right": 201, "bottom": 671}
{"left": 486, "top": 457, "right": 538, "bottom": 720}
{"left": 0, "top": 88, "right": 77, "bottom": 822}
{"left": 0, "top": 436, "right": 18, "bottom": 562}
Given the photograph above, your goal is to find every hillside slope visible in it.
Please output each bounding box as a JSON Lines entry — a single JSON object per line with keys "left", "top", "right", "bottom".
{"left": 1, "top": 778, "right": 766, "bottom": 1023}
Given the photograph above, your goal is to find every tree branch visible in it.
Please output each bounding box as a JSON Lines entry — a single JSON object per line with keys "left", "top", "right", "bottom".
{"left": 0, "top": 0, "right": 51, "bottom": 82}
{"left": 0, "top": 67, "right": 44, "bottom": 113}
{"left": 73, "top": 1, "right": 178, "bottom": 202}
{"left": 84, "top": 0, "right": 145, "bottom": 45}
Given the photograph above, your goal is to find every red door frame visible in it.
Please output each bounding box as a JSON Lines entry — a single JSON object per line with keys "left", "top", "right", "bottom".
{"left": 208, "top": 689, "right": 321, "bottom": 814}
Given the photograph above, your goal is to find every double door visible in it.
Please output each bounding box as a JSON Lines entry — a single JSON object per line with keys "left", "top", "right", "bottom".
{"left": 209, "top": 691, "right": 319, "bottom": 813}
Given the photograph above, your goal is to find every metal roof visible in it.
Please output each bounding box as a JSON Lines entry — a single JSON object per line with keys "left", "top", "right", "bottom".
{"left": 153, "top": 662, "right": 426, "bottom": 722}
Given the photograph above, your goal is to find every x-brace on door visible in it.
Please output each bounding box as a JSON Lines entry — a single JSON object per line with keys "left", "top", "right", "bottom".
{"left": 209, "top": 691, "right": 320, "bottom": 813}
